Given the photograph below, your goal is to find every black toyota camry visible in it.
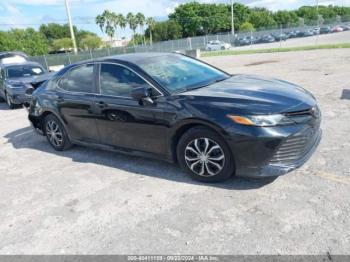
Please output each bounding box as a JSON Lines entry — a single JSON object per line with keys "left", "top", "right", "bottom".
{"left": 27, "top": 53, "right": 321, "bottom": 182}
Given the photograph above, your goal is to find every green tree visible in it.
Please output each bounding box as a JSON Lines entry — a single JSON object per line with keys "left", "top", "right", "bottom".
{"left": 248, "top": 8, "right": 277, "bottom": 29}
{"left": 231, "top": 3, "right": 251, "bottom": 31}
{"left": 95, "top": 15, "right": 106, "bottom": 33}
{"left": 127, "top": 12, "right": 138, "bottom": 46}
{"left": 39, "top": 23, "right": 75, "bottom": 43}
{"left": 273, "top": 10, "right": 299, "bottom": 27}
{"left": 146, "top": 17, "right": 156, "bottom": 45}
{"left": 169, "top": 2, "right": 204, "bottom": 37}
{"left": 80, "top": 35, "right": 102, "bottom": 50}
{"left": 296, "top": 6, "right": 318, "bottom": 25}
{"left": 0, "top": 28, "right": 48, "bottom": 56}
{"left": 52, "top": 38, "right": 73, "bottom": 51}
{"left": 239, "top": 22, "right": 255, "bottom": 32}
{"left": 136, "top": 12, "right": 146, "bottom": 44}
{"left": 117, "top": 13, "right": 127, "bottom": 37}
{"left": 146, "top": 20, "right": 182, "bottom": 42}
{"left": 128, "top": 33, "right": 145, "bottom": 46}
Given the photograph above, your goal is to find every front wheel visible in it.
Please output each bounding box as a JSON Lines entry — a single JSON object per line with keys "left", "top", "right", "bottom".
{"left": 44, "top": 114, "right": 72, "bottom": 151}
{"left": 177, "top": 127, "right": 235, "bottom": 183}
{"left": 6, "top": 92, "right": 16, "bottom": 109}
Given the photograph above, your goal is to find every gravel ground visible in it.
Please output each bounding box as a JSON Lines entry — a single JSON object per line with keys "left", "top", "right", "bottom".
{"left": 0, "top": 49, "right": 350, "bottom": 255}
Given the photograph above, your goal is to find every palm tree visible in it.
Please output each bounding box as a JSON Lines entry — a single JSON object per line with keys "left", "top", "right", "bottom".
{"left": 95, "top": 14, "right": 106, "bottom": 33}
{"left": 136, "top": 12, "right": 146, "bottom": 45}
{"left": 103, "top": 10, "right": 115, "bottom": 41}
{"left": 146, "top": 17, "right": 156, "bottom": 45}
{"left": 127, "top": 12, "right": 138, "bottom": 47}
{"left": 117, "top": 13, "right": 127, "bottom": 34}
{"left": 109, "top": 11, "right": 119, "bottom": 39}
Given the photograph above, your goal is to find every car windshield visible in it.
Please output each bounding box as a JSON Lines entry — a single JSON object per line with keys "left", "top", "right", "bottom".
{"left": 138, "top": 54, "right": 230, "bottom": 93}
{"left": 6, "top": 65, "right": 45, "bottom": 78}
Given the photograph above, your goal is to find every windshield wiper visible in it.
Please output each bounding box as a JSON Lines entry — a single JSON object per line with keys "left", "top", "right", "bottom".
{"left": 188, "top": 77, "right": 228, "bottom": 91}
{"left": 173, "top": 77, "right": 229, "bottom": 94}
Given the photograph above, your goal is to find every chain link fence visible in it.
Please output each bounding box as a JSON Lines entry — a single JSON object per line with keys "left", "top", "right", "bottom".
{"left": 30, "top": 17, "right": 350, "bottom": 70}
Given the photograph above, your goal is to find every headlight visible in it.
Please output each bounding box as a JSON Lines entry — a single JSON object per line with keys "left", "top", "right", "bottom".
{"left": 8, "top": 83, "right": 25, "bottom": 89}
{"left": 227, "top": 114, "right": 295, "bottom": 127}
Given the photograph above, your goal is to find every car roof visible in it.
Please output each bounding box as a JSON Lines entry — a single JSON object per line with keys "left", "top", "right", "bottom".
{"left": 0, "top": 51, "right": 28, "bottom": 60}
{"left": 97, "top": 52, "right": 175, "bottom": 63}
{"left": 65, "top": 52, "right": 182, "bottom": 70}
{"left": 1, "top": 61, "right": 43, "bottom": 68}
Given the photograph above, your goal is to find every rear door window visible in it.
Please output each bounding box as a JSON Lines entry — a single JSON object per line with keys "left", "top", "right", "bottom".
{"left": 58, "top": 64, "right": 94, "bottom": 93}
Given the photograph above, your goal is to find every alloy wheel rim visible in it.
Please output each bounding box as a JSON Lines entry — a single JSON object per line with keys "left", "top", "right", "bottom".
{"left": 184, "top": 137, "right": 225, "bottom": 177}
{"left": 46, "top": 120, "right": 63, "bottom": 147}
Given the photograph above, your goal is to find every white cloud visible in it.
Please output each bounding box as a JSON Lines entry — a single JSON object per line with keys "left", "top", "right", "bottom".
{"left": 3, "top": 2, "right": 20, "bottom": 14}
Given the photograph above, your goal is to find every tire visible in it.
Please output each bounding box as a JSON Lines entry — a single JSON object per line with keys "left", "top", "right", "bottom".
{"left": 44, "top": 114, "right": 72, "bottom": 151}
{"left": 177, "top": 127, "right": 235, "bottom": 183}
{"left": 5, "top": 92, "right": 16, "bottom": 109}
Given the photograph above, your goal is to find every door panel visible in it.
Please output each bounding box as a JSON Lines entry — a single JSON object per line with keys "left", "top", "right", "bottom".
{"left": 57, "top": 91, "right": 99, "bottom": 142}
{"left": 93, "top": 96, "right": 167, "bottom": 155}
{"left": 55, "top": 63, "right": 99, "bottom": 142}
{"left": 94, "top": 63, "right": 168, "bottom": 155}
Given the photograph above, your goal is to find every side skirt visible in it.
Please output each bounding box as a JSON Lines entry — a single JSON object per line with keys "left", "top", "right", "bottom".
{"left": 71, "top": 139, "right": 175, "bottom": 163}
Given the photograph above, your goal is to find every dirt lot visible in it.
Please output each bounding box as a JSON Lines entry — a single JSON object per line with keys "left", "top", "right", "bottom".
{"left": 0, "top": 49, "right": 350, "bottom": 255}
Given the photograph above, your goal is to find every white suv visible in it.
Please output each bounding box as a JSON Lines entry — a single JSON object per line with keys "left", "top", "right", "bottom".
{"left": 205, "top": 40, "right": 231, "bottom": 51}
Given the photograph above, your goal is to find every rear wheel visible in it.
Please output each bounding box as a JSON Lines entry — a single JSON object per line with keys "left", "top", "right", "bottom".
{"left": 44, "top": 114, "right": 72, "bottom": 151}
{"left": 177, "top": 127, "right": 235, "bottom": 183}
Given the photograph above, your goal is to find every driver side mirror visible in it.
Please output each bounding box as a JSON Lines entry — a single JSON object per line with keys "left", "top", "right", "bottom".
{"left": 131, "top": 86, "right": 154, "bottom": 105}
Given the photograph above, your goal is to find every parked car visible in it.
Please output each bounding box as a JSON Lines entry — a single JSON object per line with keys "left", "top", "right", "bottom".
{"left": 27, "top": 53, "right": 322, "bottom": 182}
{"left": 320, "top": 26, "right": 332, "bottom": 34}
{"left": 0, "top": 51, "right": 28, "bottom": 64}
{"left": 235, "top": 36, "right": 257, "bottom": 46}
{"left": 301, "top": 29, "right": 315, "bottom": 37}
{"left": 296, "top": 30, "right": 305, "bottom": 37}
{"left": 313, "top": 27, "right": 320, "bottom": 35}
{"left": 257, "top": 34, "right": 276, "bottom": 43}
{"left": 273, "top": 33, "right": 288, "bottom": 41}
{"left": 340, "top": 25, "right": 350, "bottom": 31}
{"left": 205, "top": 40, "right": 231, "bottom": 51}
{"left": 286, "top": 30, "right": 299, "bottom": 38}
{"left": 0, "top": 61, "right": 53, "bottom": 109}
{"left": 331, "top": 26, "right": 344, "bottom": 32}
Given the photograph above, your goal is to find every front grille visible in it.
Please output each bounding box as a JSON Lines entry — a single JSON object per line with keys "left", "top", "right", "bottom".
{"left": 284, "top": 105, "right": 321, "bottom": 120}
{"left": 270, "top": 128, "right": 320, "bottom": 165}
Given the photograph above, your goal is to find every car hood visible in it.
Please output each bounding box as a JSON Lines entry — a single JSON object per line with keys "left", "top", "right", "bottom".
{"left": 6, "top": 72, "right": 55, "bottom": 87}
{"left": 181, "top": 74, "right": 317, "bottom": 115}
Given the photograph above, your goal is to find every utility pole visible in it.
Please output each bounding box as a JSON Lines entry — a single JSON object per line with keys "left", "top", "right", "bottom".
{"left": 316, "top": 0, "right": 319, "bottom": 45}
{"left": 231, "top": 0, "right": 234, "bottom": 35}
{"left": 316, "top": 0, "right": 319, "bottom": 28}
{"left": 64, "top": 0, "right": 77, "bottom": 54}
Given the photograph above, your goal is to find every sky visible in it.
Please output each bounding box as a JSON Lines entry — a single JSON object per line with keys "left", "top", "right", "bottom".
{"left": 0, "top": 0, "right": 349, "bottom": 39}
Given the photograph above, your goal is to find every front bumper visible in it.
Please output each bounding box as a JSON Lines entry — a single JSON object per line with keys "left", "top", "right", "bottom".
{"left": 236, "top": 128, "right": 322, "bottom": 177}
{"left": 225, "top": 118, "right": 322, "bottom": 178}
{"left": 6, "top": 89, "right": 27, "bottom": 105}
